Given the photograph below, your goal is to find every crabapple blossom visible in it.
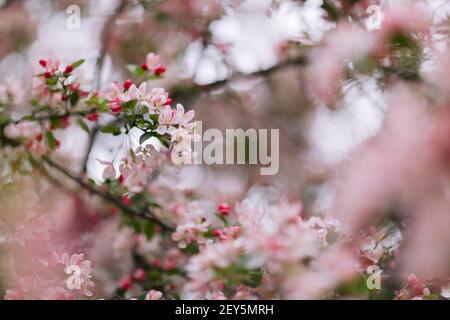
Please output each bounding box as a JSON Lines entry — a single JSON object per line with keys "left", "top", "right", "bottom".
{"left": 2, "top": 1, "right": 450, "bottom": 302}
{"left": 145, "top": 290, "right": 163, "bottom": 300}
{"left": 60, "top": 253, "right": 95, "bottom": 297}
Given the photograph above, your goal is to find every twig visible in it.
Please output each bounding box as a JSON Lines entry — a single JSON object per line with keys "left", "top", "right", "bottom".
{"left": 12, "top": 110, "right": 101, "bottom": 125}
{"left": 41, "top": 155, "right": 173, "bottom": 231}
{"left": 81, "top": 126, "right": 99, "bottom": 173}
{"left": 95, "top": 0, "right": 128, "bottom": 89}
{"left": 198, "top": 56, "right": 308, "bottom": 91}
{"left": 85, "top": 0, "right": 128, "bottom": 173}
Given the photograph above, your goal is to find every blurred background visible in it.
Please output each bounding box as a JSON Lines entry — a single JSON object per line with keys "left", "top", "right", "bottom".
{"left": 1, "top": 0, "right": 450, "bottom": 299}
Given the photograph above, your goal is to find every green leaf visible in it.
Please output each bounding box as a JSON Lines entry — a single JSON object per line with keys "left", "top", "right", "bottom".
{"left": 46, "top": 130, "right": 57, "bottom": 150}
{"left": 49, "top": 116, "right": 62, "bottom": 128}
{"left": 19, "top": 115, "right": 34, "bottom": 122}
{"left": 30, "top": 98, "right": 40, "bottom": 108}
{"left": 143, "top": 192, "right": 156, "bottom": 205}
{"left": 244, "top": 269, "right": 264, "bottom": 288}
{"left": 143, "top": 221, "right": 156, "bottom": 240}
{"left": 122, "top": 99, "right": 137, "bottom": 111}
{"left": 70, "top": 92, "right": 80, "bottom": 107}
{"left": 135, "top": 119, "right": 150, "bottom": 129}
{"left": 215, "top": 213, "right": 229, "bottom": 227}
{"left": 134, "top": 66, "right": 145, "bottom": 78}
{"left": 46, "top": 76, "right": 58, "bottom": 86}
{"left": 139, "top": 132, "right": 153, "bottom": 145}
{"left": 101, "top": 125, "right": 121, "bottom": 135}
{"left": 129, "top": 147, "right": 136, "bottom": 161}
{"left": 0, "top": 112, "right": 11, "bottom": 125}
{"left": 76, "top": 118, "right": 89, "bottom": 133}
{"left": 149, "top": 114, "right": 158, "bottom": 124}
{"left": 157, "top": 135, "right": 171, "bottom": 148}
{"left": 140, "top": 106, "right": 149, "bottom": 114}
{"left": 88, "top": 178, "right": 97, "bottom": 187}
{"left": 71, "top": 59, "right": 85, "bottom": 69}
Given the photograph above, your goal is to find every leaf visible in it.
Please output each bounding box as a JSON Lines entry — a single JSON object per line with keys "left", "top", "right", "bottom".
{"left": 134, "top": 66, "right": 145, "bottom": 78}
{"left": 157, "top": 135, "right": 171, "bottom": 148}
{"left": 135, "top": 119, "right": 150, "bottom": 129}
{"left": 244, "top": 269, "right": 264, "bottom": 288}
{"left": 143, "top": 221, "right": 156, "bottom": 240}
{"left": 46, "top": 76, "right": 58, "bottom": 86}
{"left": 100, "top": 125, "right": 121, "bottom": 135}
{"left": 71, "top": 59, "right": 85, "bottom": 69}
{"left": 46, "top": 130, "right": 57, "bottom": 150}
{"left": 0, "top": 112, "right": 11, "bottom": 125}
{"left": 76, "top": 118, "right": 89, "bottom": 133}
{"left": 70, "top": 92, "right": 80, "bottom": 107}
{"left": 149, "top": 114, "right": 158, "bottom": 124}
{"left": 139, "top": 132, "right": 153, "bottom": 145}
{"left": 143, "top": 192, "right": 156, "bottom": 205}
{"left": 215, "top": 213, "right": 229, "bottom": 227}
{"left": 88, "top": 178, "right": 97, "bottom": 188}
{"left": 129, "top": 147, "right": 136, "bottom": 161}
{"left": 30, "top": 98, "right": 40, "bottom": 108}
{"left": 140, "top": 106, "right": 149, "bottom": 114}
{"left": 20, "top": 115, "right": 35, "bottom": 122}
{"left": 49, "top": 116, "right": 62, "bottom": 128}
{"left": 122, "top": 99, "right": 137, "bottom": 111}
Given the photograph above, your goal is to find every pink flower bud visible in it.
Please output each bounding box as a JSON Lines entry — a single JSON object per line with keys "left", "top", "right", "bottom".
{"left": 133, "top": 268, "right": 146, "bottom": 281}
{"left": 217, "top": 202, "right": 230, "bottom": 215}
{"left": 64, "top": 65, "right": 74, "bottom": 74}
{"left": 119, "top": 274, "right": 133, "bottom": 290}
{"left": 123, "top": 79, "right": 133, "bottom": 91}
{"left": 164, "top": 98, "right": 172, "bottom": 106}
{"left": 154, "top": 66, "right": 166, "bottom": 76}
{"left": 111, "top": 104, "right": 123, "bottom": 113}
{"left": 86, "top": 112, "right": 100, "bottom": 122}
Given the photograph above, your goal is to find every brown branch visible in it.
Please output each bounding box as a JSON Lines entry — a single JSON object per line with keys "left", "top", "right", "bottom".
{"left": 41, "top": 155, "right": 173, "bottom": 231}
{"left": 12, "top": 110, "right": 101, "bottom": 125}
{"left": 81, "top": 126, "right": 99, "bottom": 173}
{"left": 84, "top": 0, "right": 128, "bottom": 174}
{"left": 95, "top": 0, "right": 128, "bottom": 89}
{"left": 198, "top": 56, "right": 308, "bottom": 91}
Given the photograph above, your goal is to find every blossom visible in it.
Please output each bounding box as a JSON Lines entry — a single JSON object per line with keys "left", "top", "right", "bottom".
{"left": 39, "top": 59, "right": 60, "bottom": 77}
{"left": 171, "top": 202, "right": 213, "bottom": 248}
{"left": 60, "top": 253, "right": 95, "bottom": 297}
{"left": 156, "top": 106, "right": 181, "bottom": 135}
{"left": 97, "top": 159, "right": 116, "bottom": 180}
{"left": 104, "top": 82, "right": 122, "bottom": 101}
{"left": 117, "top": 145, "right": 161, "bottom": 192}
{"left": 147, "top": 87, "right": 170, "bottom": 111}
{"left": 145, "top": 290, "right": 163, "bottom": 300}
{"left": 121, "top": 82, "right": 147, "bottom": 102}
{"left": 174, "top": 103, "right": 195, "bottom": 128}
{"left": 143, "top": 53, "right": 164, "bottom": 73}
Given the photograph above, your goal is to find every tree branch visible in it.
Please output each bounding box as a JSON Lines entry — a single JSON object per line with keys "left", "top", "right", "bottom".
{"left": 95, "top": 0, "right": 128, "bottom": 89}
{"left": 84, "top": 0, "right": 128, "bottom": 174}
{"left": 41, "top": 155, "right": 173, "bottom": 231}
{"left": 199, "top": 56, "right": 308, "bottom": 91}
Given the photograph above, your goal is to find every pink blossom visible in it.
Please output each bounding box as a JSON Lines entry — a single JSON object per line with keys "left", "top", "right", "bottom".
{"left": 145, "top": 290, "right": 163, "bottom": 300}
{"left": 144, "top": 53, "right": 162, "bottom": 71}
{"left": 97, "top": 159, "right": 117, "bottom": 180}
